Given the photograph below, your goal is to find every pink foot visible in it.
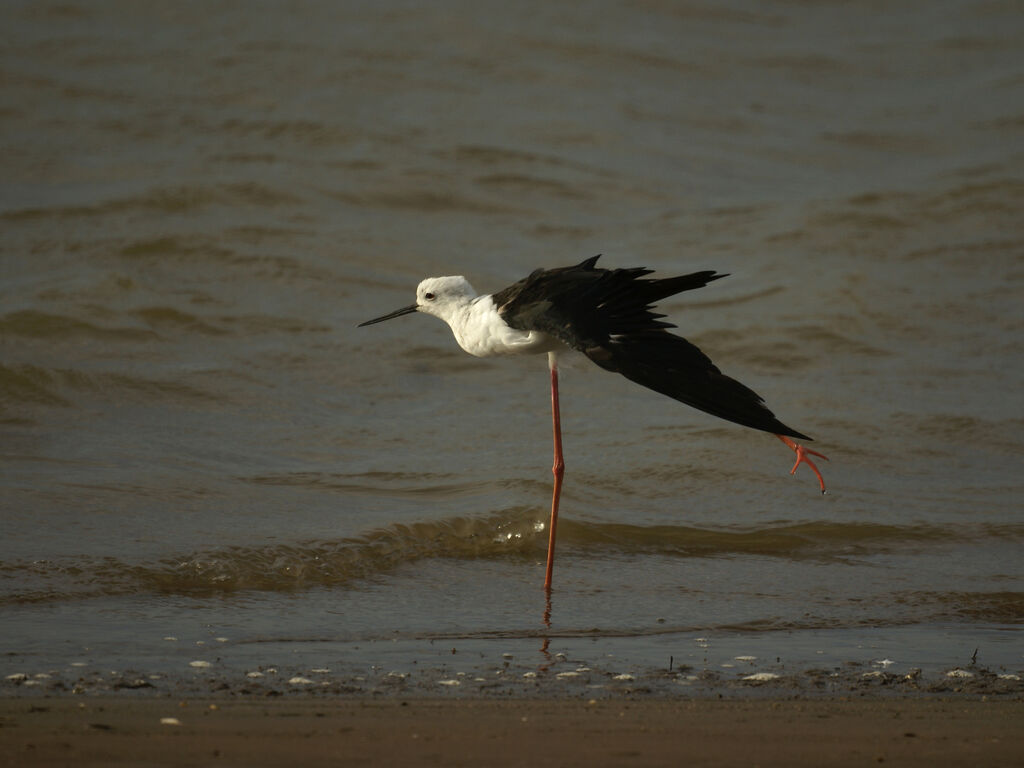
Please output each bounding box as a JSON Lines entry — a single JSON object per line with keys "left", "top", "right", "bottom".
{"left": 775, "top": 434, "right": 829, "bottom": 494}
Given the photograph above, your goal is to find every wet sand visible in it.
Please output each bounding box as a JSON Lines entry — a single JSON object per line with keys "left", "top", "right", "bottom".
{"left": 2, "top": 697, "right": 1022, "bottom": 767}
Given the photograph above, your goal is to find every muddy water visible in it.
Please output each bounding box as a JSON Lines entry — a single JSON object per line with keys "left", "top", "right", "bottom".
{"left": 2, "top": 1, "right": 1022, "bottom": 692}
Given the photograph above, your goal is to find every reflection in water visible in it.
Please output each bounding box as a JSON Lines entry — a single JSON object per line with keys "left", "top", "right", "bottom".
{"left": 540, "top": 591, "right": 553, "bottom": 665}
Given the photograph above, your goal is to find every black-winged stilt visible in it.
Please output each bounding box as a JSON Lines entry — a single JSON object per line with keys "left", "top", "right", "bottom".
{"left": 359, "top": 255, "right": 827, "bottom": 590}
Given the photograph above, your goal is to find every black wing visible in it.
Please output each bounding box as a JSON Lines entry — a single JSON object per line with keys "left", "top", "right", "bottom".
{"left": 494, "top": 255, "right": 810, "bottom": 439}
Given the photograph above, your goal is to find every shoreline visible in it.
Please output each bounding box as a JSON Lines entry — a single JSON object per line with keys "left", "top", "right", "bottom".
{"left": 4, "top": 655, "right": 1022, "bottom": 700}
{"left": 2, "top": 696, "right": 1022, "bottom": 767}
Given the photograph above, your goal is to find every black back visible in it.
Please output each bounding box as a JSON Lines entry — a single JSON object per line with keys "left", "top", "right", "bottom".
{"left": 493, "top": 255, "right": 810, "bottom": 440}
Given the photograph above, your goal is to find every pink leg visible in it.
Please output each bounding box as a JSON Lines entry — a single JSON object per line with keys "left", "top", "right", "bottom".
{"left": 544, "top": 353, "right": 565, "bottom": 592}
{"left": 775, "top": 434, "right": 829, "bottom": 494}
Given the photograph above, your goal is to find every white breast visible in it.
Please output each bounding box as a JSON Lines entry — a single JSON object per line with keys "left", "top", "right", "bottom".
{"left": 450, "top": 296, "right": 560, "bottom": 358}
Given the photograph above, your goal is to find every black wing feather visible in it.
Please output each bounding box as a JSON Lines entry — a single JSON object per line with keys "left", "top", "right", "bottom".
{"left": 495, "top": 256, "right": 810, "bottom": 440}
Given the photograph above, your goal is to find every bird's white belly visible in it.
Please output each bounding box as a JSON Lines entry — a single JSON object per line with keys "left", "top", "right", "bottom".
{"left": 452, "top": 296, "right": 559, "bottom": 357}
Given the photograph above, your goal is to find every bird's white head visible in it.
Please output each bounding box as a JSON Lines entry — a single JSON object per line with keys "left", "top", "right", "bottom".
{"left": 357, "top": 275, "right": 479, "bottom": 329}
{"left": 414, "top": 276, "right": 478, "bottom": 323}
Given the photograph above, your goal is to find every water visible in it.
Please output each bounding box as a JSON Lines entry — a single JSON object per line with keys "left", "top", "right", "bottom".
{"left": 2, "top": 0, "right": 1023, "bottom": 695}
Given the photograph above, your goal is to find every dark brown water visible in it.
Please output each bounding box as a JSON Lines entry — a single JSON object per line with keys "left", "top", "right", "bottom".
{"left": 2, "top": 1, "right": 1023, "bottom": 693}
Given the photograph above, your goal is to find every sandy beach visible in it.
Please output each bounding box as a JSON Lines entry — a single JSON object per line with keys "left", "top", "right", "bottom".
{"left": 2, "top": 697, "right": 1022, "bottom": 767}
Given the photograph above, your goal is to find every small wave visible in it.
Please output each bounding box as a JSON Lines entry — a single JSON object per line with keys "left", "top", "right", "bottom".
{"left": 451, "top": 144, "right": 548, "bottom": 166}
{"left": 0, "top": 363, "right": 225, "bottom": 409}
{"left": 119, "top": 234, "right": 237, "bottom": 260}
{"left": 823, "top": 130, "right": 940, "bottom": 154}
{"left": 807, "top": 178, "right": 1024, "bottom": 239}
{"left": 561, "top": 519, "right": 1009, "bottom": 559}
{"left": 923, "top": 178, "right": 1024, "bottom": 219}
{"left": 909, "top": 590, "right": 1024, "bottom": 624}
{"left": 890, "top": 413, "right": 1024, "bottom": 454}
{"left": 119, "top": 234, "right": 329, "bottom": 285}
{"left": 0, "top": 364, "right": 71, "bottom": 409}
{"left": 1, "top": 183, "right": 300, "bottom": 221}
{"left": 325, "top": 187, "right": 522, "bottom": 215}
{"left": 2, "top": 302, "right": 326, "bottom": 347}
{"left": 3, "top": 515, "right": 1022, "bottom": 603}
{"left": 691, "top": 323, "right": 888, "bottom": 371}
{"left": 216, "top": 117, "right": 353, "bottom": 145}
{"left": 131, "top": 307, "right": 227, "bottom": 335}
{"left": 243, "top": 471, "right": 543, "bottom": 499}
{"left": 0, "top": 310, "right": 155, "bottom": 342}
{"left": 684, "top": 285, "right": 785, "bottom": 309}
{"left": 446, "top": 143, "right": 612, "bottom": 179}
{"left": 0, "top": 511, "right": 544, "bottom": 602}
{"left": 476, "top": 173, "right": 588, "bottom": 200}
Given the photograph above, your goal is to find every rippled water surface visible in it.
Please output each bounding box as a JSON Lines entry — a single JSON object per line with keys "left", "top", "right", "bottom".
{"left": 2, "top": 0, "right": 1023, "bottom": 690}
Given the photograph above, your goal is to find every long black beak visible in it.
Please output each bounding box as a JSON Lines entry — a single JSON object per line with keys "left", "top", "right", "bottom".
{"left": 357, "top": 304, "right": 418, "bottom": 327}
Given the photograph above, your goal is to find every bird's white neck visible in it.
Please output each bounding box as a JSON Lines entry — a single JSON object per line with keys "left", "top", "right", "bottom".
{"left": 448, "top": 295, "right": 560, "bottom": 358}
{"left": 414, "top": 275, "right": 559, "bottom": 358}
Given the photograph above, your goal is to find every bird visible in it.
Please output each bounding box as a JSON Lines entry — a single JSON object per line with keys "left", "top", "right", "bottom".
{"left": 358, "top": 255, "right": 827, "bottom": 591}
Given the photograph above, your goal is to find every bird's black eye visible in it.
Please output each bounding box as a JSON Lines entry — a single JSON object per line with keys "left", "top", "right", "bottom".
{"left": 424, "top": 292, "right": 435, "bottom": 300}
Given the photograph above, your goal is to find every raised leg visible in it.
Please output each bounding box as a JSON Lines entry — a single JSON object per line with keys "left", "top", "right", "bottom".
{"left": 775, "top": 434, "right": 829, "bottom": 494}
{"left": 544, "top": 352, "right": 565, "bottom": 592}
